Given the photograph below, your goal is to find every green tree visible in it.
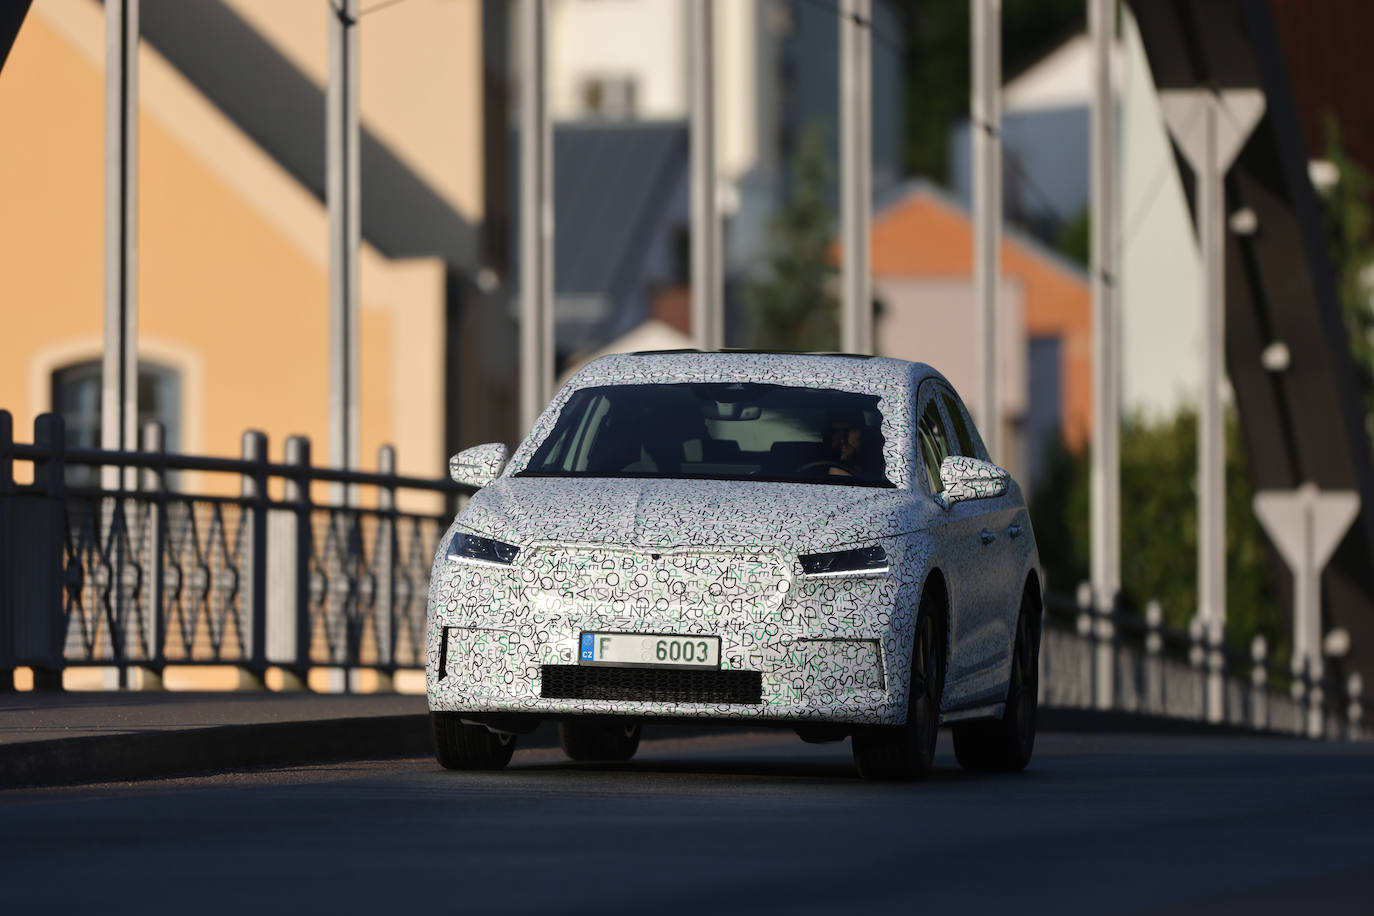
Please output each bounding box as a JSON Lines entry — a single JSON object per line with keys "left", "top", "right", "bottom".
{"left": 745, "top": 125, "right": 839, "bottom": 351}
{"left": 895, "top": 0, "right": 1085, "bottom": 180}
{"left": 1319, "top": 115, "right": 1374, "bottom": 436}
{"left": 1032, "top": 409, "right": 1285, "bottom": 659}
{"left": 1055, "top": 205, "right": 1091, "bottom": 268}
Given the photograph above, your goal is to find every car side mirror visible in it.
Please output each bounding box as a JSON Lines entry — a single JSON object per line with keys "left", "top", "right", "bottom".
{"left": 935, "top": 455, "right": 1009, "bottom": 508}
{"left": 449, "top": 443, "right": 509, "bottom": 489}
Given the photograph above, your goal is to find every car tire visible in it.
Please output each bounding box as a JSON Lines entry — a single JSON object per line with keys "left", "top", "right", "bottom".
{"left": 952, "top": 584, "right": 1039, "bottom": 772}
{"left": 559, "top": 721, "right": 642, "bottom": 762}
{"left": 431, "top": 711, "right": 517, "bottom": 770}
{"left": 852, "top": 590, "right": 946, "bottom": 780}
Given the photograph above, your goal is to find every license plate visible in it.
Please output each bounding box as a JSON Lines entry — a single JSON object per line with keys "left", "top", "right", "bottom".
{"left": 579, "top": 632, "right": 720, "bottom": 669}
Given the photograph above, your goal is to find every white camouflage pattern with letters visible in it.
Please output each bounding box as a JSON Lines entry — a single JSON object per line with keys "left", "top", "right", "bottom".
{"left": 426, "top": 353, "right": 1037, "bottom": 727}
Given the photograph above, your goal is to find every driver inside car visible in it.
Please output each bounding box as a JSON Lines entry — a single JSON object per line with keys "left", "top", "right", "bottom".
{"left": 825, "top": 419, "right": 864, "bottom": 477}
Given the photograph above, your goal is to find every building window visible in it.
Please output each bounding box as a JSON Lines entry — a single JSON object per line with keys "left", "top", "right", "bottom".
{"left": 51, "top": 360, "right": 181, "bottom": 487}
{"left": 580, "top": 74, "right": 638, "bottom": 120}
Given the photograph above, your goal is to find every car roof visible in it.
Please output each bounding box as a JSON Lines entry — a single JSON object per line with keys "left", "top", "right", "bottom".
{"left": 569, "top": 350, "right": 948, "bottom": 393}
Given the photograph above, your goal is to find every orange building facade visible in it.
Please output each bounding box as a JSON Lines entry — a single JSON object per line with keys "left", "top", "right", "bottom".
{"left": 0, "top": 1, "right": 487, "bottom": 507}
{"left": 869, "top": 182, "right": 1092, "bottom": 485}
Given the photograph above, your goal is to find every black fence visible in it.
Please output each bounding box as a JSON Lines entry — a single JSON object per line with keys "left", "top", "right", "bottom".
{"left": 1, "top": 407, "right": 1368, "bottom": 738}
{"left": 0, "top": 411, "right": 472, "bottom": 688}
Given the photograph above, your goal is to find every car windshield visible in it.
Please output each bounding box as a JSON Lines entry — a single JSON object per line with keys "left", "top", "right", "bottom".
{"left": 518, "top": 383, "right": 893, "bottom": 488}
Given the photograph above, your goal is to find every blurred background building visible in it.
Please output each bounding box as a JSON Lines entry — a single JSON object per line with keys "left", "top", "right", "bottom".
{"left": 0, "top": 0, "right": 1088, "bottom": 493}
{"left": 534, "top": 0, "right": 905, "bottom": 356}
{"left": 0, "top": 0, "right": 511, "bottom": 490}
{"left": 3, "top": 0, "right": 1374, "bottom": 679}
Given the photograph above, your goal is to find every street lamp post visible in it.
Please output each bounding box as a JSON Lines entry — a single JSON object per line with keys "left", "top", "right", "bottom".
{"left": 519, "top": 0, "right": 554, "bottom": 434}
{"left": 689, "top": 0, "right": 723, "bottom": 352}
{"left": 971, "top": 0, "right": 1001, "bottom": 458}
{"left": 840, "top": 0, "right": 872, "bottom": 355}
{"left": 1161, "top": 87, "right": 1265, "bottom": 723}
{"left": 103, "top": 0, "right": 138, "bottom": 490}
{"left": 1088, "top": 0, "right": 1118, "bottom": 709}
{"left": 327, "top": 0, "right": 360, "bottom": 506}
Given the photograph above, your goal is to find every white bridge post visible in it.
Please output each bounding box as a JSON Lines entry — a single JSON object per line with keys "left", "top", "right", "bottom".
{"left": 1254, "top": 484, "right": 1360, "bottom": 738}
{"left": 1160, "top": 88, "right": 1265, "bottom": 724}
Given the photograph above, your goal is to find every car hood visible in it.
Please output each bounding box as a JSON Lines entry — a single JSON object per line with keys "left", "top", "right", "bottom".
{"left": 457, "top": 476, "right": 922, "bottom": 554}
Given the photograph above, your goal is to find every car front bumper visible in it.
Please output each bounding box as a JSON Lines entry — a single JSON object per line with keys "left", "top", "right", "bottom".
{"left": 425, "top": 537, "right": 919, "bottom": 727}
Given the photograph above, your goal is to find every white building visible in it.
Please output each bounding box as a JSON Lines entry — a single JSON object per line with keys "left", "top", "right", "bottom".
{"left": 1118, "top": 10, "right": 1205, "bottom": 420}
{"left": 947, "top": 14, "right": 1205, "bottom": 421}
{"left": 543, "top": 0, "right": 905, "bottom": 279}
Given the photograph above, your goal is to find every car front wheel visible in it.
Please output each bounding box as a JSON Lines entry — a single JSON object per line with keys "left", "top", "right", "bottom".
{"left": 852, "top": 591, "right": 946, "bottom": 780}
{"left": 559, "top": 721, "right": 642, "bottom": 762}
{"left": 431, "top": 711, "right": 517, "bottom": 770}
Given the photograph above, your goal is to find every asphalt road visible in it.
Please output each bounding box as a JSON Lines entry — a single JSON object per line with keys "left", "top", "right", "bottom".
{"left": 1, "top": 729, "right": 1370, "bottom": 915}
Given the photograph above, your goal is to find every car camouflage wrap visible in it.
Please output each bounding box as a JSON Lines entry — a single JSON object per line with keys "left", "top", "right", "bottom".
{"left": 935, "top": 455, "right": 1010, "bottom": 508}
{"left": 426, "top": 352, "right": 1039, "bottom": 728}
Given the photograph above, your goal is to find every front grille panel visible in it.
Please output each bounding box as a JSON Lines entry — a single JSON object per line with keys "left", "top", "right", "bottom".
{"left": 519, "top": 548, "right": 790, "bottom": 625}
{"left": 540, "top": 665, "right": 763, "bottom": 705}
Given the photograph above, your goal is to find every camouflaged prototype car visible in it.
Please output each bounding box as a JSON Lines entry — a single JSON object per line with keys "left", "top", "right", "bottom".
{"left": 427, "top": 352, "right": 1042, "bottom": 779}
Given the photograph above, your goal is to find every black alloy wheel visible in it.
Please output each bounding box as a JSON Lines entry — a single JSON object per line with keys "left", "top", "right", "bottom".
{"left": 952, "top": 583, "right": 1039, "bottom": 772}
{"left": 431, "top": 711, "right": 517, "bottom": 770}
{"left": 851, "top": 590, "right": 946, "bottom": 780}
{"left": 559, "top": 720, "right": 643, "bottom": 762}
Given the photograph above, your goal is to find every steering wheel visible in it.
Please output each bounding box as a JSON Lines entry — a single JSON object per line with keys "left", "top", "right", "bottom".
{"left": 795, "top": 460, "right": 855, "bottom": 476}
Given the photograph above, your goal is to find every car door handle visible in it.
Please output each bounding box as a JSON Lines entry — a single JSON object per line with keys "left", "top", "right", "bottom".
{"left": 980, "top": 529, "right": 996, "bottom": 545}
{"left": 1008, "top": 523, "right": 1023, "bottom": 540}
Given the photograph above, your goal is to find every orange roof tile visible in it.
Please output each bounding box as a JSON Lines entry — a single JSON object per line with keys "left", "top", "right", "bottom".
{"left": 854, "top": 184, "right": 1093, "bottom": 450}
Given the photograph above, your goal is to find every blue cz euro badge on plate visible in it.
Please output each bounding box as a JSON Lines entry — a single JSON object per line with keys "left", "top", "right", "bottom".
{"left": 580, "top": 633, "right": 596, "bottom": 662}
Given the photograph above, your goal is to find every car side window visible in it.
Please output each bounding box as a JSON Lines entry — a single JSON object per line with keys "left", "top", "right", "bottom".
{"left": 944, "top": 389, "right": 990, "bottom": 461}
{"left": 940, "top": 391, "right": 977, "bottom": 457}
{"left": 917, "top": 396, "right": 951, "bottom": 494}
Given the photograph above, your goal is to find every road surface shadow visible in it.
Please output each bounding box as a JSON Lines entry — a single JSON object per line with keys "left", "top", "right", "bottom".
{"left": 506, "top": 755, "right": 1052, "bottom": 785}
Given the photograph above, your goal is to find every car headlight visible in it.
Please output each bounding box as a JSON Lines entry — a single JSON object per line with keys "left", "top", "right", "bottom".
{"left": 798, "top": 545, "right": 888, "bottom": 577}
{"left": 446, "top": 531, "right": 520, "bottom": 567}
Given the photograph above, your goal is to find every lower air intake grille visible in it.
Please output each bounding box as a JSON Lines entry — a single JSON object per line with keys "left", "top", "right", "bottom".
{"left": 540, "top": 665, "right": 763, "bottom": 705}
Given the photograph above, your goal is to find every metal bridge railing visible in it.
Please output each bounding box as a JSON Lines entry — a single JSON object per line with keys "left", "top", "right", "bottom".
{"left": 1040, "top": 586, "right": 1371, "bottom": 741}
{"left": 0, "top": 410, "right": 472, "bottom": 689}
{"left": 2, "top": 407, "right": 1369, "bottom": 738}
